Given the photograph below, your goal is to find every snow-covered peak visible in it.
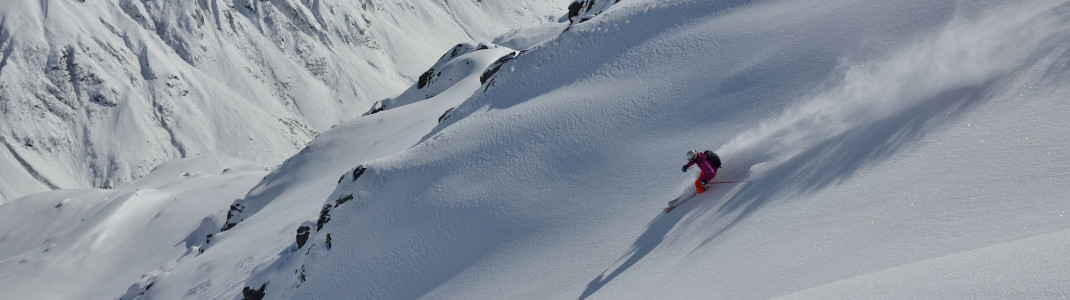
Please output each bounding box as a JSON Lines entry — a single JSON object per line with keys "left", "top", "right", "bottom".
{"left": 0, "top": 0, "right": 568, "bottom": 203}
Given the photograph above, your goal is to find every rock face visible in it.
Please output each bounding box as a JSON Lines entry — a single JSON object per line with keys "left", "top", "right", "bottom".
{"left": 567, "top": 0, "right": 619, "bottom": 25}
{"left": 480, "top": 51, "right": 522, "bottom": 85}
{"left": 296, "top": 225, "right": 311, "bottom": 249}
{"left": 221, "top": 200, "right": 245, "bottom": 231}
{"left": 241, "top": 283, "right": 267, "bottom": 300}
{"left": 0, "top": 0, "right": 568, "bottom": 203}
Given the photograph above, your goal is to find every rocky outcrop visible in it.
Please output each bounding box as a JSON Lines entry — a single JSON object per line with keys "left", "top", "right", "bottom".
{"left": 480, "top": 51, "right": 522, "bottom": 85}
{"left": 567, "top": 0, "right": 621, "bottom": 26}
{"left": 241, "top": 283, "right": 267, "bottom": 300}
{"left": 296, "top": 225, "right": 311, "bottom": 249}
{"left": 221, "top": 199, "right": 245, "bottom": 231}
{"left": 366, "top": 43, "right": 504, "bottom": 115}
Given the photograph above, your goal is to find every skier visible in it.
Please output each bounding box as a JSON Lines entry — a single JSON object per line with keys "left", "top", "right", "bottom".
{"left": 682, "top": 150, "right": 721, "bottom": 194}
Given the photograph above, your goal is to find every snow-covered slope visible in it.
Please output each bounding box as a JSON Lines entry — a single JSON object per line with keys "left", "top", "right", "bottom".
{"left": 285, "top": 0, "right": 1070, "bottom": 298}
{"left": 0, "top": 0, "right": 567, "bottom": 203}
{"left": 60, "top": 40, "right": 517, "bottom": 300}
{"left": 0, "top": 158, "right": 267, "bottom": 300}
{"left": 3, "top": 0, "right": 1070, "bottom": 299}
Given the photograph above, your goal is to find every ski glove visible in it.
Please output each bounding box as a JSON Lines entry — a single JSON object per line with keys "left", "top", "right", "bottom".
{"left": 681, "top": 165, "right": 688, "bottom": 172}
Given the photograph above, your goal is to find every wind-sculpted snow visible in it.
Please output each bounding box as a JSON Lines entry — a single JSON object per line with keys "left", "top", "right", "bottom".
{"left": 0, "top": 0, "right": 567, "bottom": 203}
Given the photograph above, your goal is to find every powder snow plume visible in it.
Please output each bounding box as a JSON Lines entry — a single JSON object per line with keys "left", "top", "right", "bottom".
{"left": 716, "top": 1, "right": 1070, "bottom": 191}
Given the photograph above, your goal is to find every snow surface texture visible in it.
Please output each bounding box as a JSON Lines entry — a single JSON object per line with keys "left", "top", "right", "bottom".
{"left": 0, "top": 0, "right": 567, "bottom": 203}
{"left": 2, "top": 0, "right": 1070, "bottom": 299}
{"left": 0, "top": 158, "right": 268, "bottom": 300}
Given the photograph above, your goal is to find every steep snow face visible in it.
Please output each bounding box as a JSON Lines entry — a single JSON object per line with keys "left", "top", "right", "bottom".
{"left": 272, "top": 0, "right": 1070, "bottom": 299}
{"left": 113, "top": 43, "right": 519, "bottom": 300}
{"left": 0, "top": 0, "right": 568, "bottom": 203}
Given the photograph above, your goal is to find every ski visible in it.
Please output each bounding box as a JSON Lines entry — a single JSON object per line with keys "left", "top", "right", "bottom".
{"left": 664, "top": 196, "right": 692, "bottom": 213}
{"left": 663, "top": 181, "right": 748, "bottom": 213}
{"left": 664, "top": 202, "right": 680, "bottom": 213}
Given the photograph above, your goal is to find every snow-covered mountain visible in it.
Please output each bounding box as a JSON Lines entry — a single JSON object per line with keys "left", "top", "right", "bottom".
{"left": 0, "top": 0, "right": 568, "bottom": 203}
{"left": 3, "top": 0, "right": 1070, "bottom": 299}
{"left": 0, "top": 157, "right": 268, "bottom": 300}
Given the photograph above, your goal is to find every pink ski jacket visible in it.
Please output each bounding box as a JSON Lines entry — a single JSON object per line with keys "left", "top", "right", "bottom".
{"left": 685, "top": 152, "right": 718, "bottom": 182}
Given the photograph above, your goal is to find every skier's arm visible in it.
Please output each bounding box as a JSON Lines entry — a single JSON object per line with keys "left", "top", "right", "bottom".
{"left": 682, "top": 159, "right": 695, "bottom": 172}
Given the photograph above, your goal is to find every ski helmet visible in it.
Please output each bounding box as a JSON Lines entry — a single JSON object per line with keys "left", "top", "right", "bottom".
{"left": 686, "top": 150, "right": 698, "bottom": 160}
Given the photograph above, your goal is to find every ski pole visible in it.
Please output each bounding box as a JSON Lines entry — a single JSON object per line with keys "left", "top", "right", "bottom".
{"left": 706, "top": 181, "right": 749, "bottom": 184}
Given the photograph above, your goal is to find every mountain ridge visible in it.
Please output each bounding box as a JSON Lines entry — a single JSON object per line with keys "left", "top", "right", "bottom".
{"left": 0, "top": 0, "right": 568, "bottom": 203}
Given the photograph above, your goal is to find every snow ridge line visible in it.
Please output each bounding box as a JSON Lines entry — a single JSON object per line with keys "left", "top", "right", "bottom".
{"left": 0, "top": 136, "right": 60, "bottom": 190}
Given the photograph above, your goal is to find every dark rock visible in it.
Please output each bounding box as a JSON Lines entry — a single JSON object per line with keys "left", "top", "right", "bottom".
{"left": 438, "top": 107, "right": 455, "bottom": 123}
{"left": 351, "top": 166, "right": 366, "bottom": 181}
{"left": 335, "top": 194, "right": 354, "bottom": 207}
{"left": 567, "top": 0, "right": 616, "bottom": 25}
{"left": 242, "top": 283, "right": 267, "bottom": 300}
{"left": 449, "top": 43, "right": 465, "bottom": 58}
{"left": 567, "top": 0, "right": 598, "bottom": 24}
{"left": 117, "top": 275, "right": 157, "bottom": 300}
{"left": 568, "top": 1, "right": 584, "bottom": 21}
{"left": 296, "top": 225, "right": 311, "bottom": 248}
{"left": 316, "top": 204, "right": 332, "bottom": 231}
{"left": 418, "top": 68, "right": 435, "bottom": 89}
{"left": 480, "top": 51, "right": 519, "bottom": 84}
{"left": 221, "top": 200, "right": 245, "bottom": 231}
{"left": 367, "top": 100, "right": 385, "bottom": 115}
{"left": 90, "top": 94, "right": 117, "bottom": 107}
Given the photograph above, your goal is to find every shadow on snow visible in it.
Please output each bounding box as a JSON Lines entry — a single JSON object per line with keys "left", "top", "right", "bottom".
{"left": 579, "top": 83, "right": 992, "bottom": 299}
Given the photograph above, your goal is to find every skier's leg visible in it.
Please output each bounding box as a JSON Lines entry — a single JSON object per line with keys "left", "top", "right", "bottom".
{"left": 695, "top": 171, "right": 707, "bottom": 194}
{"left": 698, "top": 170, "right": 717, "bottom": 191}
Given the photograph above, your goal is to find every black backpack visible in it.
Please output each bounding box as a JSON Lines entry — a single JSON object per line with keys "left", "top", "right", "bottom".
{"left": 704, "top": 150, "right": 721, "bottom": 169}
